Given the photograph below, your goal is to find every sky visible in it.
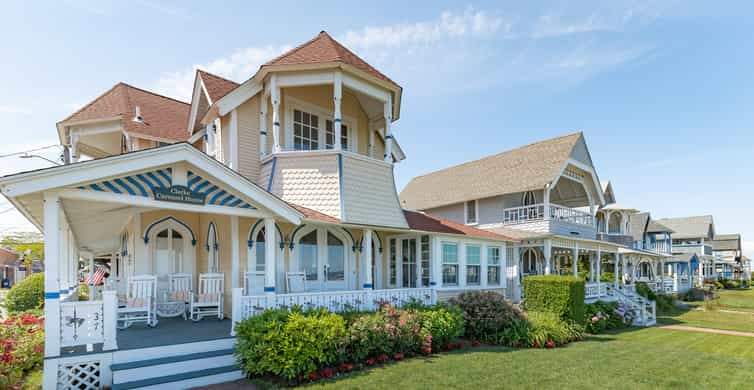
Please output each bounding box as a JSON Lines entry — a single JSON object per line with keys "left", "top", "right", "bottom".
{"left": 1, "top": 1, "right": 753, "bottom": 255}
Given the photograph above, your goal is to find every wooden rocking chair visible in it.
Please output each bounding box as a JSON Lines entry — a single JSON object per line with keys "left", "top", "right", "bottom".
{"left": 244, "top": 271, "right": 265, "bottom": 296}
{"left": 286, "top": 272, "right": 307, "bottom": 293}
{"left": 117, "top": 275, "right": 157, "bottom": 329}
{"left": 167, "top": 273, "right": 192, "bottom": 320}
{"left": 189, "top": 273, "right": 224, "bottom": 321}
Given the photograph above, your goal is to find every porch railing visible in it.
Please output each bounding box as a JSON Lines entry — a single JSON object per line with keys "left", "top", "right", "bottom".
{"left": 59, "top": 290, "right": 117, "bottom": 351}
{"left": 502, "top": 203, "right": 594, "bottom": 227}
{"left": 584, "top": 282, "right": 609, "bottom": 300}
{"left": 232, "top": 288, "right": 436, "bottom": 331}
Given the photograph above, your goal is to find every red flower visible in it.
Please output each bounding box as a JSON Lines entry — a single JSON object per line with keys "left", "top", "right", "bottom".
{"left": 471, "top": 340, "right": 482, "bottom": 347}
{"left": 1, "top": 353, "right": 12, "bottom": 363}
{"left": 377, "top": 354, "right": 389, "bottom": 362}
{"left": 420, "top": 346, "right": 432, "bottom": 355}
{"left": 365, "top": 358, "right": 376, "bottom": 366}
{"left": 545, "top": 340, "right": 555, "bottom": 349}
{"left": 34, "top": 344, "right": 44, "bottom": 354}
{"left": 308, "top": 370, "right": 320, "bottom": 381}
{"left": 338, "top": 363, "right": 354, "bottom": 373}
{"left": 393, "top": 353, "right": 404, "bottom": 361}
{"left": 321, "top": 367, "right": 335, "bottom": 378}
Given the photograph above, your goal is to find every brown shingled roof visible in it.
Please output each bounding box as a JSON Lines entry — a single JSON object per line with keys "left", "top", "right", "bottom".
{"left": 403, "top": 210, "right": 514, "bottom": 241}
{"left": 263, "top": 31, "right": 400, "bottom": 88}
{"left": 59, "top": 83, "right": 190, "bottom": 142}
{"left": 198, "top": 70, "right": 240, "bottom": 103}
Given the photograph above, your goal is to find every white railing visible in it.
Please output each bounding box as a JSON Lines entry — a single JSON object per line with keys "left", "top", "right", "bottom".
{"left": 502, "top": 203, "right": 594, "bottom": 227}
{"left": 634, "top": 241, "right": 672, "bottom": 254}
{"left": 584, "top": 282, "right": 609, "bottom": 300}
{"left": 59, "top": 290, "right": 117, "bottom": 350}
{"left": 613, "top": 287, "right": 656, "bottom": 326}
{"left": 232, "top": 288, "right": 436, "bottom": 327}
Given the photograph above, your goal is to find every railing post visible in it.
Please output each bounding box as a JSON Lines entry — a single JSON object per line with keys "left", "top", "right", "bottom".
{"left": 103, "top": 290, "right": 118, "bottom": 351}
{"left": 231, "top": 287, "right": 243, "bottom": 336}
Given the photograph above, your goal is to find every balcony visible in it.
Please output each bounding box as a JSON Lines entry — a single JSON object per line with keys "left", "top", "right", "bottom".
{"left": 634, "top": 241, "right": 672, "bottom": 255}
{"left": 502, "top": 203, "right": 596, "bottom": 237}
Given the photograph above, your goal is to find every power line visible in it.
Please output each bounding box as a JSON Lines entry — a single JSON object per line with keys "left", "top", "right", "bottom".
{"left": 0, "top": 144, "right": 61, "bottom": 159}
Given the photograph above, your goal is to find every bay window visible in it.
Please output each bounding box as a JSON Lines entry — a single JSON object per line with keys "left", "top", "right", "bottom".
{"left": 466, "top": 245, "right": 481, "bottom": 285}
{"left": 442, "top": 242, "right": 458, "bottom": 286}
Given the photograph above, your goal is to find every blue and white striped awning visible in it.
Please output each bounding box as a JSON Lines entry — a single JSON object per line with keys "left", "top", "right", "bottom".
{"left": 76, "top": 168, "right": 254, "bottom": 209}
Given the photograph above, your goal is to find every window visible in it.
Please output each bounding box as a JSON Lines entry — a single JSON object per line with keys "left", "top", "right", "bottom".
{"left": 421, "top": 235, "right": 431, "bottom": 287}
{"left": 207, "top": 224, "right": 217, "bottom": 272}
{"left": 442, "top": 242, "right": 458, "bottom": 286}
{"left": 299, "top": 231, "right": 318, "bottom": 281}
{"left": 389, "top": 239, "right": 397, "bottom": 286}
{"left": 326, "top": 232, "right": 345, "bottom": 282}
{"left": 466, "top": 245, "right": 481, "bottom": 285}
{"left": 255, "top": 228, "right": 266, "bottom": 272}
{"left": 522, "top": 191, "right": 536, "bottom": 206}
{"left": 325, "top": 120, "right": 349, "bottom": 150}
{"left": 488, "top": 247, "right": 501, "bottom": 285}
{"left": 522, "top": 248, "right": 538, "bottom": 275}
{"left": 402, "top": 239, "right": 417, "bottom": 288}
{"left": 465, "top": 200, "right": 478, "bottom": 225}
{"left": 293, "top": 109, "right": 320, "bottom": 151}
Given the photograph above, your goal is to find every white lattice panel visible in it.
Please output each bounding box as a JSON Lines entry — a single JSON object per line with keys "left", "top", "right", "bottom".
{"left": 60, "top": 301, "right": 104, "bottom": 347}
{"left": 57, "top": 360, "right": 101, "bottom": 390}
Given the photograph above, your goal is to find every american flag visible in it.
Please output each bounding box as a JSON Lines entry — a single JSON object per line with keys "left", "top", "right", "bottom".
{"left": 86, "top": 266, "right": 108, "bottom": 286}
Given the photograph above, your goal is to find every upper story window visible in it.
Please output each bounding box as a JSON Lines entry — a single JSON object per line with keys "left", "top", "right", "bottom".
{"left": 522, "top": 191, "right": 536, "bottom": 206}
{"left": 293, "top": 109, "right": 320, "bottom": 151}
{"left": 465, "top": 200, "right": 478, "bottom": 225}
{"left": 325, "top": 120, "right": 349, "bottom": 150}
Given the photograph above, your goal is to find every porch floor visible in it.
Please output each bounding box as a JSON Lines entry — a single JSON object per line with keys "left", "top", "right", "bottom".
{"left": 117, "top": 316, "right": 233, "bottom": 350}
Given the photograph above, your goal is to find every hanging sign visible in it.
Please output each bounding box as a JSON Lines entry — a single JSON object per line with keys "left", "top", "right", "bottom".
{"left": 153, "top": 185, "right": 206, "bottom": 205}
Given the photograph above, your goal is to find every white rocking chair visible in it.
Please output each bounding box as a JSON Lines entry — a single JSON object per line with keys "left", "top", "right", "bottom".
{"left": 117, "top": 275, "right": 157, "bottom": 329}
{"left": 167, "top": 273, "right": 192, "bottom": 320}
{"left": 190, "top": 273, "right": 224, "bottom": 321}
{"left": 286, "top": 272, "right": 307, "bottom": 293}
{"left": 244, "top": 271, "right": 265, "bottom": 295}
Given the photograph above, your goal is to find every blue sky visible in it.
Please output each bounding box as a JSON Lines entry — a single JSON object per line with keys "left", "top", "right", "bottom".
{"left": 1, "top": 1, "right": 753, "bottom": 255}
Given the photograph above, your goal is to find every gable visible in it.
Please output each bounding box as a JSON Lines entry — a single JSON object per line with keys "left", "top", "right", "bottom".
{"left": 569, "top": 134, "right": 594, "bottom": 167}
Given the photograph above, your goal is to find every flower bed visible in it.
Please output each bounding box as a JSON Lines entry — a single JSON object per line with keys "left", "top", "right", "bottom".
{"left": 236, "top": 292, "right": 594, "bottom": 385}
{"left": 0, "top": 311, "right": 44, "bottom": 388}
{"left": 584, "top": 301, "right": 633, "bottom": 333}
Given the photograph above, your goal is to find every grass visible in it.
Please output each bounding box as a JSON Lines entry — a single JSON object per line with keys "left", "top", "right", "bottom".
{"left": 299, "top": 329, "right": 754, "bottom": 389}
{"left": 716, "top": 288, "right": 754, "bottom": 312}
{"left": 657, "top": 288, "right": 754, "bottom": 333}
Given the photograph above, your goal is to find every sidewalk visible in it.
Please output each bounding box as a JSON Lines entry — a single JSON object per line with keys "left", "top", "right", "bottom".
{"left": 659, "top": 324, "right": 754, "bottom": 338}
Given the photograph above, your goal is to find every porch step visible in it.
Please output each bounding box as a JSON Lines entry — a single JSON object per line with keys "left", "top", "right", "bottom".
{"left": 112, "top": 364, "right": 243, "bottom": 390}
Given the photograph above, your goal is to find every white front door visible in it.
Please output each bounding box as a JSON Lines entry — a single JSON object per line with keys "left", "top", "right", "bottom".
{"left": 297, "top": 228, "right": 350, "bottom": 291}
{"left": 149, "top": 220, "right": 194, "bottom": 292}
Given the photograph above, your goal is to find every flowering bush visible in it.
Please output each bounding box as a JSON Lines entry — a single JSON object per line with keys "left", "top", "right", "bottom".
{"left": 416, "top": 305, "right": 464, "bottom": 351}
{"left": 0, "top": 312, "right": 44, "bottom": 388}
{"left": 348, "top": 304, "right": 425, "bottom": 362}
{"left": 449, "top": 291, "right": 524, "bottom": 342}
{"left": 584, "top": 301, "right": 634, "bottom": 333}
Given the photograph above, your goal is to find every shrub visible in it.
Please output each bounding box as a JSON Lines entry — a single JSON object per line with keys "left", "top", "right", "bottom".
{"left": 495, "top": 317, "right": 532, "bottom": 348}
{"left": 0, "top": 312, "right": 44, "bottom": 387}
{"left": 3, "top": 273, "right": 44, "bottom": 314}
{"left": 523, "top": 275, "right": 585, "bottom": 323}
{"left": 741, "top": 279, "right": 750, "bottom": 288}
{"left": 634, "top": 282, "right": 657, "bottom": 301}
{"left": 449, "top": 291, "right": 524, "bottom": 341}
{"left": 349, "top": 304, "right": 425, "bottom": 362}
{"left": 416, "top": 304, "right": 464, "bottom": 350}
{"left": 584, "top": 301, "right": 632, "bottom": 333}
{"left": 526, "top": 311, "right": 584, "bottom": 348}
{"left": 235, "top": 307, "right": 347, "bottom": 380}
{"left": 683, "top": 288, "right": 706, "bottom": 302}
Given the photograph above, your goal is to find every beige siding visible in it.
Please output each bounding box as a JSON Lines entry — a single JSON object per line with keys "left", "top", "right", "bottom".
{"left": 236, "top": 96, "right": 261, "bottom": 182}
{"left": 340, "top": 154, "right": 408, "bottom": 228}
{"left": 269, "top": 153, "right": 341, "bottom": 219}
{"left": 259, "top": 158, "right": 274, "bottom": 189}
{"left": 220, "top": 115, "right": 230, "bottom": 165}
{"left": 194, "top": 93, "right": 210, "bottom": 132}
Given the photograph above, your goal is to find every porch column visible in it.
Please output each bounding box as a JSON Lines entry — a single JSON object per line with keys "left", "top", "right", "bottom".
{"left": 333, "top": 71, "right": 343, "bottom": 151}
{"left": 572, "top": 244, "right": 579, "bottom": 277}
{"left": 363, "top": 229, "right": 373, "bottom": 289}
{"left": 42, "top": 192, "right": 61, "bottom": 360}
{"left": 383, "top": 95, "right": 393, "bottom": 162}
{"left": 543, "top": 186, "right": 551, "bottom": 221}
{"left": 596, "top": 247, "right": 601, "bottom": 294}
{"left": 614, "top": 252, "right": 620, "bottom": 291}
{"left": 589, "top": 253, "right": 595, "bottom": 282}
{"left": 432, "top": 236, "right": 442, "bottom": 289}
{"left": 698, "top": 261, "right": 704, "bottom": 286}
{"left": 270, "top": 75, "right": 281, "bottom": 153}
{"left": 231, "top": 216, "right": 240, "bottom": 289}
{"left": 264, "top": 218, "right": 276, "bottom": 294}
{"left": 70, "top": 133, "right": 80, "bottom": 163}
{"left": 622, "top": 255, "right": 628, "bottom": 285}
{"left": 673, "top": 263, "right": 679, "bottom": 292}
{"left": 513, "top": 245, "right": 521, "bottom": 302}
{"left": 88, "top": 252, "right": 95, "bottom": 301}
{"left": 259, "top": 97, "right": 268, "bottom": 157}
{"left": 544, "top": 239, "right": 552, "bottom": 275}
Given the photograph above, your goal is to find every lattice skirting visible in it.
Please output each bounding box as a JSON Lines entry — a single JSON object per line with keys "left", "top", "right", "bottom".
{"left": 57, "top": 360, "right": 102, "bottom": 390}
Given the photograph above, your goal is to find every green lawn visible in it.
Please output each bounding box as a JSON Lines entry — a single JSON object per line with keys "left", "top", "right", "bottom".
{"left": 301, "top": 329, "right": 754, "bottom": 389}
{"left": 658, "top": 308, "right": 754, "bottom": 333}
{"left": 717, "top": 288, "right": 754, "bottom": 312}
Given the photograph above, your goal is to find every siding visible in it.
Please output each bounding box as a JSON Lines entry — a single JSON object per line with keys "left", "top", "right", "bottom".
{"left": 569, "top": 136, "right": 593, "bottom": 167}
{"left": 236, "top": 96, "right": 261, "bottom": 182}
{"left": 340, "top": 154, "right": 408, "bottom": 228}
{"left": 269, "top": 153, "right": 341, "bottom": 219}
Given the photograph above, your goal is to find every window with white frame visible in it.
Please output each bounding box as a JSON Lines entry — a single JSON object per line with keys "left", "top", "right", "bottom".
{"left": 465, "top": 200, "right": 478, "bottom": 225}
{"left": 522, "top": 191, "right": 536, "bottom": 206}
{"left": 325, "top": 120, "right": 349, "bottom": 150}
{"left": 420, "top": 235, "right": 430, "bottom": 287}
{"left": 487, "top": 247, "right": 501, "bottom": 285}
{"left": 466, "top": 245, "right": 481, "bottom": 285}
{"left": 442, "top": 242, "right": 458, "bottom": 286}
{"left": 293, "top": 109, "right": 320, "bottom": 151}
{"left": 389, "top": 238, "right": 397, "bottom": 286}
{"left": 254, "top": 228, "right": 266, "bottom": 272}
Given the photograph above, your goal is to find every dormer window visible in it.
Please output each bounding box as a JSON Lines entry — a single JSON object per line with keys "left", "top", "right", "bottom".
{"left": 465, "top": 200, "right": 478, "bottom": 225}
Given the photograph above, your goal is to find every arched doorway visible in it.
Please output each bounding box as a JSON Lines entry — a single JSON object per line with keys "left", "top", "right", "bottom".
{"left": 521, "top": 248, "right": 541, "bottom": 276}
{"left": 294, "top": 227, "right": 352, "bottom": 291}
{"left": 147, "top": 217, "right": 195, "bottom": 291}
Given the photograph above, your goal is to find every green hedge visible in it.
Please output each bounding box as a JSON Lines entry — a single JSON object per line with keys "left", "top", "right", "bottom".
{"left": 523, "top": 275, "right": 585, "bottom": 322}
{"left": 3, "top": 273, "right": 44, "bottom": 314}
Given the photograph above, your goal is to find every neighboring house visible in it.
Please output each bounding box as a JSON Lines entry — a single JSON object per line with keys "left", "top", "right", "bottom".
{"left": 711, "top": 233, "right": 744, "bottom": 279}
{"left": 400, "top": 133, "right": 665, "bottom": 313}
{"left": 0, "top": 31, "right": 517, "bottom": 389}
{"left": 654, "top": 215, "right": 718, "bottom": 285}
{"left": 0, "top": 246, "right": 21, "bottom": 287}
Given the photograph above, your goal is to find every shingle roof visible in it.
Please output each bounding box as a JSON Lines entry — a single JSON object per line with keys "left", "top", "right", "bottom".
{"left": 655, "top": 215, "right": 714, "bottom": 240}
{"left": 59, "top": 83, "right": 190, "bottom": 141}
{"left": 647, "top": 220, "right": 674, "bottom": 234}
{"left": 629, "top": 212, "right": 649, "bottom": 241}
{"left": 712, "top": 234, "right": 741, "bottom": 251}
{"left": 400, "top": 132, "right": 583, "bottom": 210}
{"left": 198, "top": 70, "right": 239, "bottom": 103}
{"left": 403, "top": 210, "right": 515, "bottom": 241}
{"left": 263, "top": 31, "right": 400, "bottom": 89}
